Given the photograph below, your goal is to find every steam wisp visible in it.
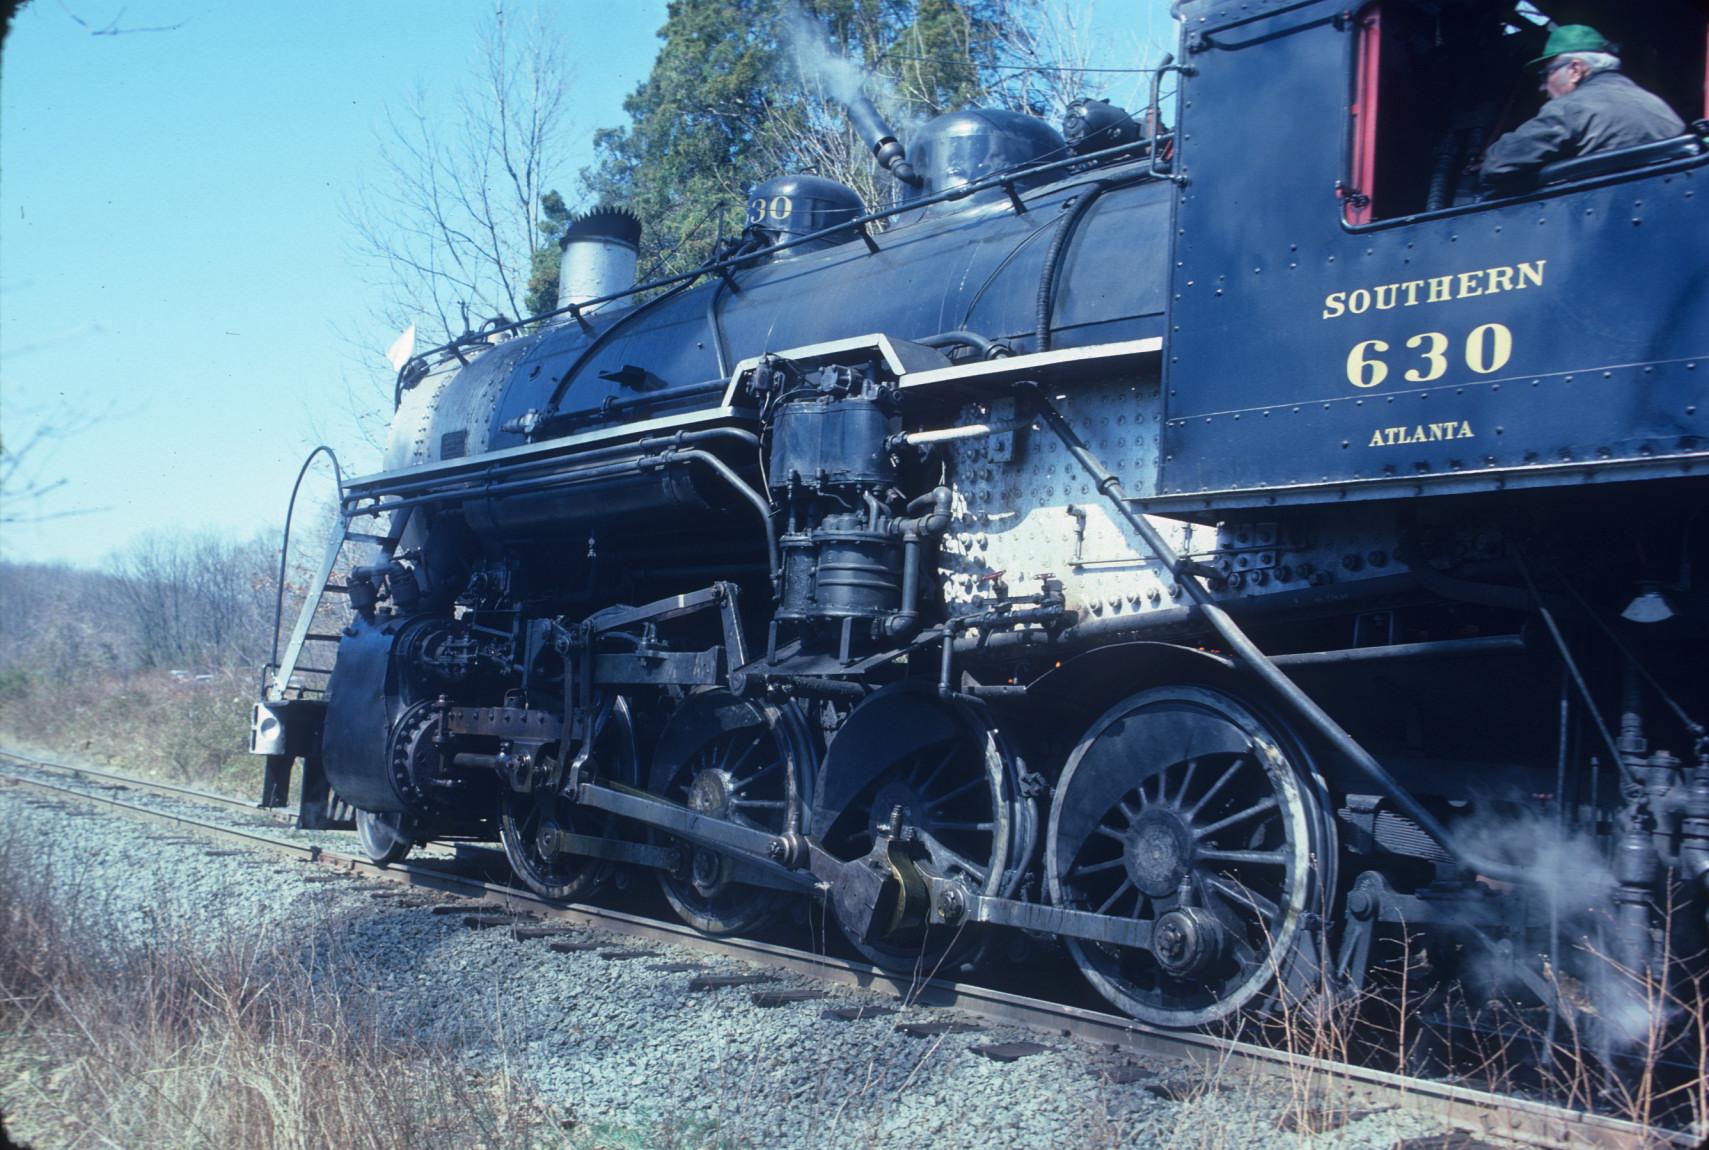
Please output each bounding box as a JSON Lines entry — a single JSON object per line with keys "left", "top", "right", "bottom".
{"left": 780, "top": 5, "right": 921, "bottom": 186}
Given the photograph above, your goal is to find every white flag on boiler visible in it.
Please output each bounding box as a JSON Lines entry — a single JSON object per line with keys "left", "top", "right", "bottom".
{"left": 385, "top": 324, "right": 417, "bottom": 372}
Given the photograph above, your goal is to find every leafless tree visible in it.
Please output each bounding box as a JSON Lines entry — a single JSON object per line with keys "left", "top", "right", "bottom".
{"left": 54, "top": 2, "right": 188, "bottom": 36}
{"left": 344, "top": 4, "right": 575, "bottom": 345}
{"left": 988, "top": 0, "right": 1148, "bottom": 122}
{"left": 107, "top": 532, "right": 279, "bottom": 671}
{"left": 0, "top": 404, "right": 102, "bottom": 526}
{"left": 0, "top": 561, "right": 125, "bottom": 682}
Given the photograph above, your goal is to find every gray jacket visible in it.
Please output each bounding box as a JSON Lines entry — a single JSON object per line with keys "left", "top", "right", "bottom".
{"left": 1482, "top": 71, "right": 1685, "bottom": 189}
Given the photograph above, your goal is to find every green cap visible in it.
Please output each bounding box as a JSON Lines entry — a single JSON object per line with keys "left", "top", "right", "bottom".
{"left": 1529, "top": 24, "right": 1613, "bottom": 68}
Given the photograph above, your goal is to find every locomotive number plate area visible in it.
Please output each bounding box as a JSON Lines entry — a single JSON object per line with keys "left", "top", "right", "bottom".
{"left": 1163, "top": 242, "right": 1709, "bottom": 503}
{"left": 1162, "top": 137, "right": 1709, "bottom": 508}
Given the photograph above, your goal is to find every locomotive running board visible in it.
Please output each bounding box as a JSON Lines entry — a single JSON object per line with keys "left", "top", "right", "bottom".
{"left": 898, "top": 336, "right": 1162, "bottom": 392}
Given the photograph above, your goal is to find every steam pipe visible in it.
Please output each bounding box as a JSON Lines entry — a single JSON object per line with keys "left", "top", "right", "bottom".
{"left": 886, "top": 486, "right": 952, "bottom": 638}
{"left": 345, "top": 429, "right": 762, "bottom": 504}
{"left": 895, "top": 485, "right": 953, "bottom": 537}
{"left": 916, "top": 330, "right": 1004, "bottom": 358}
{"left": 650, "top": 448, "right": 780, "bottom": 591}
{"left": 847, "top": 93, "right": 920, "bottom": 186}
{"left": 1037, "top": 181, "right": 1112, "bottom": 352}
{"left": 347, "top": 440, "right": 779, "bottom": 590}
{"left": 352, "top": 455, "right": 669, "bottom": 516}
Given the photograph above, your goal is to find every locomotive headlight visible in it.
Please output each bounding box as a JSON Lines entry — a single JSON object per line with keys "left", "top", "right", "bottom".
{"left": 250, "top": 703, "right": 287, "bottom": 756}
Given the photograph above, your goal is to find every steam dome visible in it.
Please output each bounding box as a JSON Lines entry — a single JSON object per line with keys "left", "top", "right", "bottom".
{"left": 903, "top": 109, "right": 1067, "bottom": 209}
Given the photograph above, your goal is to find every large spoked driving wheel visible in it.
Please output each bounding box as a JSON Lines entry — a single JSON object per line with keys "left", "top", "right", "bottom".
{"left": 651, "top": 689, "right": 816, "bottom": 936}
{"left": 814, "top": 684, "right": 1034, "bottom": 974}
{"left": 1046, "top": 685, "right": 1333, "bottom": 1028}
{"left": 499, "top": 697, "right": 638, "bottom": 901}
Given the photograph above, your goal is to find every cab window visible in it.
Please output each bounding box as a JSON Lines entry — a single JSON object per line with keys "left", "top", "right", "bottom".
{"left": 1347, "top": 0, "right": 1706, "bottom": 223}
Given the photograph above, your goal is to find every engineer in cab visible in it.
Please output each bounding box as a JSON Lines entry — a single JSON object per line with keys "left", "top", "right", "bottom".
{"left": 1480, "top": 24, "right": 1685, "bottom": 194}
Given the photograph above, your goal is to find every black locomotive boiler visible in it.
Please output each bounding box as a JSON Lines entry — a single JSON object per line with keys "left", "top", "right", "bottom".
{"left": 255, "top": 0, "right": 1709, "bottom": 1046}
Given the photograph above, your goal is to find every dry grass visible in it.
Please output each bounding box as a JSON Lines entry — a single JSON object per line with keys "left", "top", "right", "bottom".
{"left": 0, "top": 826, "right": 568, "bottom": 1150}
{"left": 1257, "top": 915, "right": 1709, "bottom": 1146}
{"left": 0, "top": 667, "right": 256, "bottom": 797}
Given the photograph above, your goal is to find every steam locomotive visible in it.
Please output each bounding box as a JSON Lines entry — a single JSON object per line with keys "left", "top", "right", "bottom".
{"left": 254, "top": 0, "right": 1709, "bottom": 1043}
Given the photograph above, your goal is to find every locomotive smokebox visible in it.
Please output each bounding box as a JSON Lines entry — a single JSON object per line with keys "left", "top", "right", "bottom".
{"left": 557, "top": 206, "right": 642, "bottom": 313}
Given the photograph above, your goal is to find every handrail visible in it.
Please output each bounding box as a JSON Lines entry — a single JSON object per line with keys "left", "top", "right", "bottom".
{"left": 267, "top": 446, "right": 344, "bottom": 683}
{"left": 397, "top": 136, "right": 1173, "bottom": 382}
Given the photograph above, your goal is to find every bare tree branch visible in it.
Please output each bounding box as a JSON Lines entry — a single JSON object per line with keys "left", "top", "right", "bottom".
{"left": 344, "top": 4, "right": 574, "bottom": 347}
{"left": 57, "top": 1, "right": 187, "bottom": 36}
{"left": 0, "top": 405, "right": 106, "bottom": 526}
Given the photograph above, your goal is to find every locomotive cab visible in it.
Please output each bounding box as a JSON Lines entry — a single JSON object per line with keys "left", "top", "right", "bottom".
{"left": 1348, "top": 1, "right": 1707, "bottom": 217}
{"left": 1161, "top": 0, "right": 1709, "bottom": 507}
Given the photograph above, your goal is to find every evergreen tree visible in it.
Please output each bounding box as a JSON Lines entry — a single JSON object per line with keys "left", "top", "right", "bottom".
{"left": 523, "top": 190, "right": 574, "bottom": 319}
{"left": 582, "top": 0, "right": 1053, "bottom": 279}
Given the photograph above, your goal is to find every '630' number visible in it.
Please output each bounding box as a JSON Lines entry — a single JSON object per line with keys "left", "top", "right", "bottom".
{"left": 1345, "top": 323, "right": 1513, "bottom": 389}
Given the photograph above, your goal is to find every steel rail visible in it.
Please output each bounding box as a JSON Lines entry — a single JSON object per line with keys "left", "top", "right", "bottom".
{"left": 0, "top": 748, "right": 284, "bottom": 819}
{"left": 0, "top": 754, "right": 1695, "bottom": 1150}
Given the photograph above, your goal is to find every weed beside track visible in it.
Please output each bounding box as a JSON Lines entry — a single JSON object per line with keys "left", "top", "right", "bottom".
{"left": 0, "top": 826, "right": 569, "bottom": 1150}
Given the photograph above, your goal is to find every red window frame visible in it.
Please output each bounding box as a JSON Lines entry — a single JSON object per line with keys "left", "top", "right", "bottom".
{"left": 1347, "top": 5, "right": 1381, "bottom": 225}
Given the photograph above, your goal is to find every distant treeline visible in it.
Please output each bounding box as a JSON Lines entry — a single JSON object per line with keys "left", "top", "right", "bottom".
{"left": 0, "top": 533, "right": 282, "bottom": 681}
{"left": 0, "top": 532, "right": 307, "bottom": 787}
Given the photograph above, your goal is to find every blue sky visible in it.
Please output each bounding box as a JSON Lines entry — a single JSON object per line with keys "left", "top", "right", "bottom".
{"left": 1, "top": 1, "right": 1171, "bottom": 568}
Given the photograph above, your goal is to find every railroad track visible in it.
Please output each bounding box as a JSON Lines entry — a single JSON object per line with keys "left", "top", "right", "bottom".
{"left": 0, "top": 748, "right": 1692, "bottom": 1150}
{"left": 0, "top": 750, "right": 287, "bottom": 819}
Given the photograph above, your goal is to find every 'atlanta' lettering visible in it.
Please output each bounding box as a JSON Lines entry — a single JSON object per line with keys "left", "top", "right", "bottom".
{"left": 1367, "top": 421, "right": 1477, "bottom": 447}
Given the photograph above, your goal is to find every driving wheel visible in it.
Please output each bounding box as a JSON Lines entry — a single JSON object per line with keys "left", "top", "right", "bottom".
{"left": 1046, "top": 685, "right": 1333, "bottom": 1028}
{"left": 813, "top": 683, "right": 1034, "bottom": 974}
{"left": 499, "top": 696, "right": 638, "bottom": 901}
{"left": 650, "top": 689, "right": 816, "bottom": 936}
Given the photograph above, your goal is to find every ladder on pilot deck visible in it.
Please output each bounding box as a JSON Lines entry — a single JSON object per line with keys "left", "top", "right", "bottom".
{"left": 266, "top": 513, "right": 394, "bottom": 702}
{"left": 257, "top": 512, "right": 396, "bottom": 827}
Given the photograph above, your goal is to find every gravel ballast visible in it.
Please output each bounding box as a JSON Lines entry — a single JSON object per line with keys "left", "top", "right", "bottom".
{"left": 0, "top": 774, "right": 1458, "bottom": 1149}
